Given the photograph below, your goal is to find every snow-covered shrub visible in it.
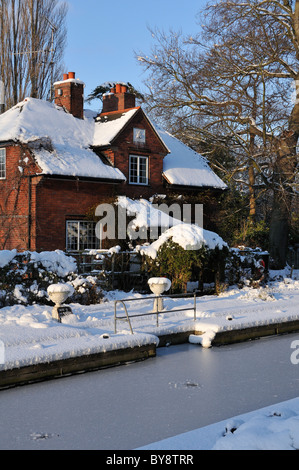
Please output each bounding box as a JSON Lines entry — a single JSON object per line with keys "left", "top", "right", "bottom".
{"left": 0, "top": 250, "right": 103, "bottom": 307}
{"left": 141, "top": 239, "right": 229, "bottom": 294}
{"left": 225, "top": 247, "right": 269, "bottom": 287}
{"left": 141, "top": 240, "right": 269, "bottom": 293}
{"left": 69, "top": 275, "right": 104, "bottom": 305}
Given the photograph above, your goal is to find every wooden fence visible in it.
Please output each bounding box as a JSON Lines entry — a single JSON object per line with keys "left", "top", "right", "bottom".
{"left": 68, "top": 250, "right": 148, "bottom": 291}
{"left": 68, "top": 246, "right": 298, "bottom": 295}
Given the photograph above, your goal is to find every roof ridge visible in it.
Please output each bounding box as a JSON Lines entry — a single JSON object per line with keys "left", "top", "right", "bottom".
{"left": 98, "top": 106, "right": 140, "bottom": 117}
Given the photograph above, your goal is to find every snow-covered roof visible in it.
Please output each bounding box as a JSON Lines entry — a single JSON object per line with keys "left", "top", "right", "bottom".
{"left": 116, "top": 196, "right": 227, "bottom": 257}
{"left": 117, "top": 196, "right": 182, "bottom": 231}
{"left": 93, "top": 108, "right": 139, "bottom": 146}
{"left": 0, "top": 97, "right": 226, "bottom": 189}
{"left": 0, "top": 98, "right": 125, "bottom": 181}
{"left": 156, "top": 126, "right": 227, "bottom": 190}
{"left": 94, "top": 108, "right": 226, "bottom": 190}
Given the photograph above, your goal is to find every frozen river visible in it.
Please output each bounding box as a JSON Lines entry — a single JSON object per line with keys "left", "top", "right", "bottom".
{"left": 1, "top": 333, "right": 299, "bottom": 450}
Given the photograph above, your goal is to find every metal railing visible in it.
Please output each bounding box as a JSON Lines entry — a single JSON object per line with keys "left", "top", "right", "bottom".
{"left": 114, "top": 291, "right": 199, "bottom": 334}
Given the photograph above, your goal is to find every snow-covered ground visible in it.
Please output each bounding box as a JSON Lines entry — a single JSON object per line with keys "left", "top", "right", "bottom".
{"left": 139, "top": 397, "right": 299, "bottom": 450}
{"left": 1, "top": 268, "right": 299, "bottom": 450}
{"left": 0, "top": 268, "right": 298, "bottom": 371}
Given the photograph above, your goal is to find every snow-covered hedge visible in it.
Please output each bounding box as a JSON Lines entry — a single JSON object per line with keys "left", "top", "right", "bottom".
{"left": 140, "top": 239, "right": 229, "bottom": 293}
{"left": 136, "top": 223, "right": 229, "bottom": 293}
{"left": 225, "top": 247, "right": 269, "bottom": 287}
{"left": 0, "top": 250, "right": 103, "bottom": 307}
{"left": 138, "top": 227, "right": 269, "bottom": 292}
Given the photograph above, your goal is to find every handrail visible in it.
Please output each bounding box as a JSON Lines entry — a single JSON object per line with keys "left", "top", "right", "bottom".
{"left": 114, "top": 291, "right": 199, "bottom": 334}
{"left": 114, "top": 300, "right": 134, "bottom": 335}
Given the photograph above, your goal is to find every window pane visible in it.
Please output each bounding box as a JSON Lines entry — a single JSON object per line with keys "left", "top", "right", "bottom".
{"left": 66, "top": 221, "right": 98, "bottom": 251}
{"left": 79, "top": 222, "right": 88, "bottom": 250}
{"left": 79, "top": 221, "right": 97, "bottom": 250}
{"left": 0, "top": 149, "right": 6, "bottom": 179}
{"left": 129, "top": 155, "right": 148, "bottom": 185}
{"left": 139, "top": 157, "right": 147, "bottom": 184}
{"left": 66, "top": 222, "right": 79, "bottom": 251}
{"left": 130, "top": 156, "right": 138, "bottom": 183}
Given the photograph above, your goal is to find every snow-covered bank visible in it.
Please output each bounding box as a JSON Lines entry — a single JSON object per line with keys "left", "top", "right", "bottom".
{"left": 0, "top": 270, "right": 298, "bottom": 371}
{"left": 1, "top": 270, "right": 299, "bottom": 450}
{"left": 138, "top": 397, "right": 299, "bottom": 450}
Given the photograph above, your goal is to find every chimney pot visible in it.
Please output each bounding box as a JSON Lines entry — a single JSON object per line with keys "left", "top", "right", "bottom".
{"left": 63, "top": 73, "right": 69, "bottom": 81}
{"left": 101, "top": 81, "right": 135, "bottom": 113}
{"left": 68, "top": 72, "right": 75, "bottom": 79}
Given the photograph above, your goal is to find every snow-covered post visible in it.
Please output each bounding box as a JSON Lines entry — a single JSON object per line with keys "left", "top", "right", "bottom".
{"left": 47, "top": 283, "right": 74, "bottom": 322}
{"left": 148, "top": 277, "right": 171, "bottom": 326}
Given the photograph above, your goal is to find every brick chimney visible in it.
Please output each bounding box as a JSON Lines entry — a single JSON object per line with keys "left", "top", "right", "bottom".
{"left": 54, "top": 72, "right": 84, "bottom": 119}
{"left": 101, "top": 83, "right": 136, "bottom": 114}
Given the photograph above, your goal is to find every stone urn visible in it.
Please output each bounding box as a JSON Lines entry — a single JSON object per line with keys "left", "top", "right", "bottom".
{"left": 47, "top": 283, "right": 74, "bottom": 322}
{"left": 148, "top": 277, "right": 171, "bottom": 312}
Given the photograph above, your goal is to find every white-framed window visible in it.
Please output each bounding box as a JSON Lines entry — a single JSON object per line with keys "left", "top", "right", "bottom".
{"left": 66, "top": 220, "right": 98, "bottom": 251}
{"left": 129, "top": 155, "right": 149, "bottom": 185}
{"left": 0, "top": 148, "right": 6, "bottom": 179}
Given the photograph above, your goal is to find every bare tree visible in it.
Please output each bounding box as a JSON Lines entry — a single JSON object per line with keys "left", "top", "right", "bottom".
{"left": 137, "top": 1, "right": 299, "bottom": 267}
{"left": 0, "top": 0, "right": 68, "bottom": 109}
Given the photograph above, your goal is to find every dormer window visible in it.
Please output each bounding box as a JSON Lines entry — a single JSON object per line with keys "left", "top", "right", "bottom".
{"left": 133, "top": 128, "right": 146, "bottom": 145}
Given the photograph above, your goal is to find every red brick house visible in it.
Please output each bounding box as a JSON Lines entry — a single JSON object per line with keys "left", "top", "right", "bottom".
{"left": 0, "top": 72, "right": 226, "bottom": 252}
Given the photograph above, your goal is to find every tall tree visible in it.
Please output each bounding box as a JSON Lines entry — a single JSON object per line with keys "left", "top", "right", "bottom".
{"left": 137, "top": 0, "right": 299, "bottom": 267}
{"left": 85, "top": 81, "right": 144, "bottom": 107}
{"left": 0, "top": 0, "right": 68, "bottom": 109}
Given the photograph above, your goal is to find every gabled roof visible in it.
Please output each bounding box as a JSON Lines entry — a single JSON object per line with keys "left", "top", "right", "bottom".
{"left": 93, "top": 107, "right": 226, "bottom": 190}
{"left": 93, "top": 107, "right": 169, "bottom": 153}
{"left": 0, "top": 97, "right": 125, "bottom": 181}
{"left": 0, "top": 97, "right": 227, "bottom": 190}
{"left": 93, "top": 108, "right": 140, "bottom": 147}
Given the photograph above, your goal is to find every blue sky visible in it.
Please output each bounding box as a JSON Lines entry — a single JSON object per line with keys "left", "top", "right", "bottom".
{"left": 64, "top": 0, "right": 208, "bottom": 109}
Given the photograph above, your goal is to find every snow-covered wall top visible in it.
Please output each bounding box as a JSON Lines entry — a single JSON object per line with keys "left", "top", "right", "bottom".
{"left": 53, "top": 78, "right": 85, "bottom": 87}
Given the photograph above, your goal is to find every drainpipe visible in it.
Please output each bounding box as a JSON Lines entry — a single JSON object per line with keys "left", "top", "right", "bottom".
{"left": 0, "top": 80, "right": 4, "bottom": 114}
{"left": 27, "top": 175, "right": 34, "bottom": 251}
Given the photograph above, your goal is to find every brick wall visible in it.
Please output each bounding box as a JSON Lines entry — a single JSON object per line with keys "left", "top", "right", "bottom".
{"left": 54, "top": 73, "right": 84, "bottom": 119}
{"left": 101, "top": 109, "right": 167, "bottom": 199}
{"left": 0, "top": 105, "right": 169, "bottom": 252}
{"left": 35, "top": 178, "right": 120, "bottom": 251}
{"left": 0, "top": 136, "right": 165, "bottom": 252}
{"left": 0, "top": 144, "right": 120, "bottom": 252}
{"left": 102, "top": 92, "right": 136, "bottom": 114}
{"left": 0, "top": 144, "right": 40, "bottom": 251}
